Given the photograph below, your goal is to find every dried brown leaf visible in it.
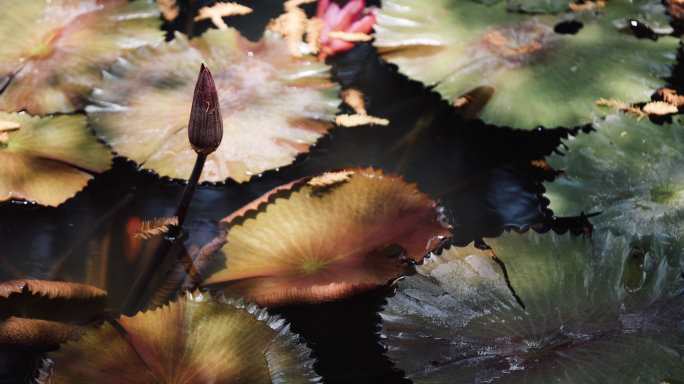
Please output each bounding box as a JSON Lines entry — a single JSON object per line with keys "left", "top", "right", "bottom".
{"left": 0, "top": 317, "right": 89, "bottom": 349}
{"left": 531, "top": 159, "right": 551, "bottom": 170}
{"left": 156, "top": 0, "right": 179, "bottom": 21}
{"left": 195, "top": 2, "right": 253, "bottom": 30}
{"left": 336, "top": 114, "right": 389, "bottom": 127}
{"left": 342, "top": 88, "right": 367, "bottom": 115}
{"left": 328, "top": 31, "right": 373, "bottom": 42}
{"left": 453, "top": 96, "right": 469, "bottom": 108}
{"left": 0, "top": 280, "right": 107, "bottom": 301}
{"left": 642, "top": 101, "right": 678, "bottom": 115}
{"left": 658, "top": 88, "right": 684, "bottom": 107}
{"left": 306, "top": 17, "right": 325, "bottom": 55}
{"left": 596, "top": 98, "right": 648, "bottom": 121}
{"left": 0, "top": 120, "right": 21, "bottom": 132}
{"left": 132, "top": 217, "right": 179, "bottom": 240}
{"left": 308, "top": 171, "right": 354, "bottom": 187}
{"left": 266, "top": 7, "right": 308, "bottom": 57}
{"left": 569, "top": 0, "right": 606, "bottom": 12}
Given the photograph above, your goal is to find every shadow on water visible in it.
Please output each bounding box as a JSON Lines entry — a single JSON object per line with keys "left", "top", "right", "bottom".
{"left": 0, "top": 2, "right": 588, "bottom": 383}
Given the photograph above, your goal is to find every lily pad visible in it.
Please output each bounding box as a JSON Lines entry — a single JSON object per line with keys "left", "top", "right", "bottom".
{"left": 0, "top": 112, "right": 113, "bottom": 207}
{"left": 380, "top": 231, "right": 684, "bottom": 383}
{"left": 0, "top": 280, "right": 107, "bottom": 350}
{"left": 373, "top": 0, "right": 678, "bottom": 129}
{"left": 0, "top": 0, "right": 164, "bottom": 115}
{"left": 39, "top": 291, "right": 319, "bottom": 383}
{"left": 88, "top": 29, "right": 340, "bottom": 183}
{"left": 202, "top": 167, "right": 452, "bottom": 307}
{"left": 545, "top": 113, "right": 684, "bottom": 268}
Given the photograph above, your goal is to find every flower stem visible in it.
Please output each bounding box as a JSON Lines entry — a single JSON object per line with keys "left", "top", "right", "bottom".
{"left": 122, "top": 153, "right": 207, "bottom": 316}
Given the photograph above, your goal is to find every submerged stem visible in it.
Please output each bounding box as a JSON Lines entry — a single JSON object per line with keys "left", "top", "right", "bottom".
{"left": 122, "top": 153, "right": 207, "bottom": 316}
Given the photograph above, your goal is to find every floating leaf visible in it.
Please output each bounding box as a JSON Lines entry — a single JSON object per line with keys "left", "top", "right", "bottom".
{"left": 0, "top": 280, "right": 107, "bottom": 349}
{"left": 88, "top": 29, "right": 338, "bottom": 183}
{"left": 0, "top": 112, "right": 113, "bottom": 207}
{"left": 373, "top": 0, "right": 678, "bottom": 129}
{"left": 327, "top": 31, "right": 373, "bottom": 42}
{"left": 380, "top": 231, "right": 684, "bottom": 383}
{"left": 266, "top": 3, "right": 309, "bottom": 57}
{"left": 569, "top": 0, "right": 606, "bottom": 11}
{"left": 194, "top": 2, "right": 253, "bottom": 30}
{"left": 659, "top": 88, "right": 684, "bottom": 107}
{"left": 596, "top": 98, "right": 648, "bottom": 120}
{"left": 203, "top": 167, "right": 452, "bottom": 307}
{"left": 336, "top": 114, "right": 389, "bottom": 127}
{"left": 0, "top": 0, "right": 164, "bottom": 115}
{"left": 308, "top": 170, "right": 354, "bottom": 187}
{"left": 39, "top": 291, "right": 319, "bottom": 383}
{"left": 306, "top": 17, "right": 325, "bottom": 54}
{"left": 545, "top": 113, "right": 684, "bottom": 267}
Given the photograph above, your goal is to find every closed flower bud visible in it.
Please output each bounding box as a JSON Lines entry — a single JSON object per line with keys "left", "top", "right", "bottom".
{"left": 188, "top": 63, "right": 223, "bottom": 155}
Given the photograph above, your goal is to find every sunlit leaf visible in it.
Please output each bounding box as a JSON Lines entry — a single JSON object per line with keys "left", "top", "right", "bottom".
{"left": 88, "top": 29, "right": 339, "bottom": 183}
{"left": 381, "top": 231, "right": 684, "bottom": 383}
{"left": 373, "top": 0, "right": 678, "bottom": 129}
{"left": 0, "top": 112, "right": 113, "bottom": 207}
{"left": 0, "top": 0, "right": 164, "bottom": 115}
{"left": 39, "top": 292, "right": 319, "bottom": 383}
{"left": 545, "top": 113, "right": 684, "bottom": 268}
{"left": 203, "top": 166, "right": 452, "bottom": 307}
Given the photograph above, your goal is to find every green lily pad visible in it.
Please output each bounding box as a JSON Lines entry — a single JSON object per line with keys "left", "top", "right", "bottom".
{"left": 88, "top": 29, "right": 340, "bottom": 183}
{"left": 545, "top": 113, "right": 684, "bottom": 268}
{"left": 38, "top": 291, "right": 319, "bottom": 383}
{"left": 0, "top": 0, "right": 164, "bottom": 115}
{"left": 380, "top": 231, "right": 684, "bottom": 383}
{"left": 0, "top": 112, "right": 113, "bottom": 207}
{"left": 373, "top": 0, "right": 678, "bottom": 129}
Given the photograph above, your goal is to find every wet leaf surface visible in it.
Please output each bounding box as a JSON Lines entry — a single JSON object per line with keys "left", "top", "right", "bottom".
{"left": 545, "top": 113, "right": 684, "bottom": 268}
{"left": 381, "top": 231, "right": 684, "bottom": 383}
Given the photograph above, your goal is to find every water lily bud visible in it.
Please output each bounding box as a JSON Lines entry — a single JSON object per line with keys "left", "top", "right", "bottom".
{"left": 188, "top": 63, "right": 223, "bottom": 155}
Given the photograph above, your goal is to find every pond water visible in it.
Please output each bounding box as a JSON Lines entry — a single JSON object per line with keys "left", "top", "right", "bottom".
{"left": 1, "top": 0, "right": 682, "bottom": 383}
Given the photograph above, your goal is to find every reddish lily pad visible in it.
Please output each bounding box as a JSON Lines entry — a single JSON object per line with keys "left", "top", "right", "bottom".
{"left": 39, "top": 291, "right": 319, "bottom": 383}
{"left": 0, "top": 112, "right": 113, "bottom": 207}
{"left": 202, "top": 167, "right": 452, "bottom": 307}
{"left": 0, "top": 0, "right": 164, "bottom": 115}
{"left": 88, "top": 29, "right": 340, "bottom": 183}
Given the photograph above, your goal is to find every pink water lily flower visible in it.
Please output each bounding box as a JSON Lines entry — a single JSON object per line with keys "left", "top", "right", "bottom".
{"left": 317, "top": 0, "right": 378, "bottom": 60}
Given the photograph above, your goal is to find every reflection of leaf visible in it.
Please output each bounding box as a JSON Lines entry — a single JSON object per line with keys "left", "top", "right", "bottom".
{"left": 39, "top": 292, "right": 319, "bottom": 383}
{"left": 88, "top": 29, "right": 338, "bottom": 183}
{"left": 0, "top": 112, "right": 113, "bottom": 207}
{"left": 203, "top": 167, "right": 452, "bottom": 307}
{"left": 131, "top": 217, "right": 179, "bottom": 240}
{"left": 381, "top": 231, "right": 684, "bottom": 383}
{"left": 374, "top": 0, "right": 678, "bottom": 129}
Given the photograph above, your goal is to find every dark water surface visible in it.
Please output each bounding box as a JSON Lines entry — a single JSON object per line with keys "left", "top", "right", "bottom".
{"left": 0, "top": 1, "right": 602, "bottom": 382}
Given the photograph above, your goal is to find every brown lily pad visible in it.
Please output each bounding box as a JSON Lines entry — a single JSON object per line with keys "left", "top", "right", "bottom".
{"left": 88, "top": 29, "right": 340, "bottom": 183}
{"left": 0, "top": 280, "right": 107, "bottom": 350}
{"left": 38, "top": 291, "right": 319, "bottom": 383}
{"left": 0, "top": 0, "right": 164, "bottom": 115}
{"left": 203, "top": 166, "right": 452, "bottom": 307}
{"left": 0, "top": 112, "right": 113, "bottom": 207}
